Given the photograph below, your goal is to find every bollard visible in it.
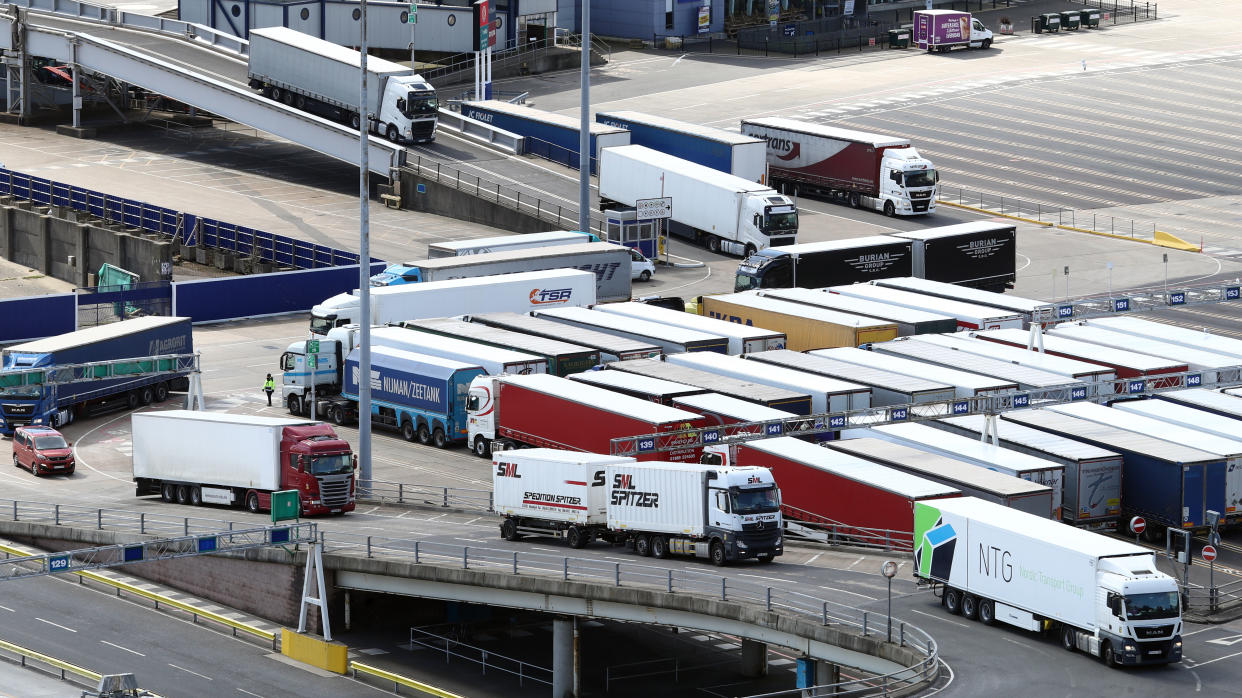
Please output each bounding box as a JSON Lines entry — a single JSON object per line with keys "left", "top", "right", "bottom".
{"left": 863, "top": 612, "right": 868, "bottom": 636}
{"left": 721, "top": 577, "right": 727, "bottom": 601}
{"left": 668, "top": 569, "right": 674, "bottom": 593}
{"left": 766, "top": 587, "right": 772, "bottom": 611}
{"left": 414, "top": 541, "right": 420, "bottom": 564}
{"left": 463, "top": 547, "right": 469, "bottom": 569}
{"left": 564, "top": 557, "right": 569, "bottom": 580}
{"left": 823, "top": 602, "right": 829, "bottom": 625}
{"left": 513, "top": 551, "right": 518, "bottom": 575}
{"left": 54, "top": 504, "right": 59, "bottom": 526}
{"left": 443, "top": 488, "right": 449, "bottom": 507}
{"left": 98, "top": 509, "right": 103, "bottom": 530}
{"left": 367, "top": 536, "right": 372, "bottom": 558}
{"left": 615, "top": 562, "right": 621, "bottom": 586}
{"left": 140, "top": 513, "right": 145, "bottom": 534}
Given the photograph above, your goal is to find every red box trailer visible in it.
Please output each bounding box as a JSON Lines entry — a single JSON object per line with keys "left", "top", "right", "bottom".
{"left": 973, "top": 328, "right": 1188, "bottom": 390}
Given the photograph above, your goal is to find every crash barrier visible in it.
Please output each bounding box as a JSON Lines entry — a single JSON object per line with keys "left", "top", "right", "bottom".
{"left": 350, "top": 661, "right": 469, "bottom": 698}
{"left": 0, "top": 293, "right": 75, "bottom": 344}
{"left": 281, "top": 628, "right": 347, "bottom": 673}
{"left": 0, "top": 637, "right": 101, "bottom": 687}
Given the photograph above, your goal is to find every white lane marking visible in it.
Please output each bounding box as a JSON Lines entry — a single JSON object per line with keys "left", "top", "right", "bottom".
{"left": 1016, "top": 252, "right": 1032, "bottom": 273}
{"left": 36, "top": 617, "right": 77, "bottom": 632}
{"left": 846, "top": 556, "right": 865, "bottom": 569}
{"left": 1180, "top": 663, "right": 1202, "bottom": 692}
{"left": 237, "top": 689, "right": 267, "bottom": 697}
{"left": 738, "top": 573, "right": 789, "bottom": 584}
{"left": 456, "top": 538, "right": 486, "bottom": 543}
{"left": 169, "top": 663, "right": 213, "bottom": 680}
{"left": 0, "top": 604, "right": 13, "bottom": 612}
{"left": 1182, "top": 626, "right": 1218, "bottom": 636}
{"left": 101, "top": 640, "right": 145, "bottom": 656}
{"left": 1184, "top": 648, "right": 1242, "bottom": 667}
{"left": 72, "top": 409, "right": 146, "bottom": 482}
{"left": 1206, "top": 633, "right": 1242, "bottom": 646}
{"left": 910, "top": 609, "right": 969, "bottom": 629}
{"left": 816, "top": 585, "right": 878, "bottom": 601}
{"left": 803, "top": 552, "right": 822, "bottom": 565}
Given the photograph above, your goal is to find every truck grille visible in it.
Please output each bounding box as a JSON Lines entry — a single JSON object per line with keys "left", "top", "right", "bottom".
{"left": 317, "top": 476, "right": 352, "bottom": 507}
{"left": 738, "top": 529, "right": 781, "bottom": 547}
{"left": 2, "top": 404, "right": 34, "bottom": 415}
{"left": 910, "top": 191, "right": 932, "bottom": 200}
{"left": 912, "top": 201, "right": 930, "bottom": 213}
{"left": 742, "top": 519, "right": 779, "bottom": 532}
{"left": 1135, "top": 625, "right": 1175, "bottom": 639}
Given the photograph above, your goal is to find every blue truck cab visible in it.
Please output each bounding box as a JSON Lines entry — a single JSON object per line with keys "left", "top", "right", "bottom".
{"left": 0, "top": 317, "right": 194, "bottom": 435}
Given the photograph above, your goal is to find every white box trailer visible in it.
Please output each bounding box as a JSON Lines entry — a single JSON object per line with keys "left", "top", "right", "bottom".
{"left": 493, "top": 450, "right": 633, "bottom": 542}
{"left": 873, "top": 277, "right": 1053, "bottom": 327}
{"left": 811, "top": 346, "right": 1017, "bottom": 398}
{"left": 864, "top": 422, "right": 1065, "bottom": 519}
{"left": 934, "top": 415, "right": 1123, "bottom": 530}
{"left": 1048, "top": 401, "right": 1242, "bottom": 519}
{"left": 533, "top": 306, "right": 730, "bottom": 354}
{"left": 666, "top": 352, "right": 871, "bottom": 413}
{"left": 670, "top": 392, "right": 801, "bottom": 435}
{"left": 1085, "top": 317, "right": 1242, "bottom": 362}
{"left": 761, "top": 287, "right": 958, "bottom": 336}
{"left": 428, "top": 231, "right": 595, "bottom": 258}
{"left": 747, "top": 349, "right": 956, "bottom": 406}
{"left": 569, "top": 369, "right": 708, "bottom": 404}
{"left": 914, "top": 333, "right": 1115, "bottom": 397}
{"left": 468, "top": 312, "right": 662, "bottom": 362}
{"left": 367, "top": 326, "right": 548, "bottom": 376}
{"left": 1048, "top": 323, "right": 1242, "bottom": 384}
{"left": 591, "top": 301, "right": 786, "bottom": 354}
{"left": 828, "top": 283, "right": 1024, "bottom": 330}
{"left": 914, "top": 497, "right": 1183, "bottom": 666}
{"left": 310, "top": 269, "right": 597, "bottom": 335}
{"left": 975, "top": 328, "right": 1188, "bottom": 387}
{"left": 870, "top": 337, "right": 1085, "bottom": 391}
{"left": 1157, "top": 388, "right": 1242, "bottom": 418}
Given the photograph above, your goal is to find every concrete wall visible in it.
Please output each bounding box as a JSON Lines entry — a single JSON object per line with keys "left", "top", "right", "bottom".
{"left": 0, "top": 199, "right": 172, "bottom": 286}
{"left": 396, "top": 167, "right": 572, "bottom": 234}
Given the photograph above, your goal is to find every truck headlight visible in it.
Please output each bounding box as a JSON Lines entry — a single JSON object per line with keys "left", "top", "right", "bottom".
{"left": 1124, "top": 644, "right": 1136, "bottom": 653}
{"left": 32, "top": 418, "right": 42, "bottom": 424}
{"left": 1174, "top": 640, "right": 1183, "bottom": 648}
{"left": 737, "top": 541, "right": 748, "bottom": 548}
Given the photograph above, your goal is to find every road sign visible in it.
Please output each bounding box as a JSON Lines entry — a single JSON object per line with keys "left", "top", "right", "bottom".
{"left": 1203, "top": 545, "right": 1218, "bottom": 562}
{"left": 783, "top": 23, "right": 796, "bottom": 38}
{"left": 1130, "top": 516, "right": 1146, "bottom": 535}
{"left": 307, "top": 339, "right": 320, "bottom": 354}
{"left": 407, "top": 3, "right": 416, "bottom": 23}
{"left": 636, "top": 197, "right": 672, "bottom": 220}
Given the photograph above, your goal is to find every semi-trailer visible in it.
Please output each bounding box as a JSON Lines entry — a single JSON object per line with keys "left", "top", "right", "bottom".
{"left": 1156, "top": 388, "right": 1242, "bottom": 418}
{"left": 1001, "top": 408, "right": 1225, "bottom": 533}
{"left": 888, "top": 222, "right": 1016, "bottom": 292}
{"left": 829, "top": 438, "right": 1055, "bottom": 517}
{"left": 606, "top": 358, "right": 814, "bottom": 415}
{"left": 828, "top": 284, "right": 1024, "bottom": 330}
{"left": 865, "top": 422, "right": 1065, "bottom": 519}
{"left": 810, "top": 347, "right": 1018, "bottom": 398}
{"left": 706, "top": 436, "right": 961, "bottom": 546}
{"left": 734, "top": 237, "right": 913, "bottom": 292}
{"left": 872, "top": 277, "right": 1053, "bottom": 327}
{"left": 310, "top": 269, "right": 597, "bottom": 335}
{"left": 934, "top": 414, "right": 1123, "bottom": 530}
{"left": 701, "top": 292, "right": 899, "bottom": 351}
{"left": 533, "top": 306, "right": 729, "bottom": 355}
{"left": 467, "top": 312, "right": 662, "bottom": 362}
{"left": 598, "top": 145, "right": 799, "bottom": 257}
{"left": 462, "top": 100, "right": 629, "bottom": 174}
{"left": 1047, "top": 323, "right": 1241, "bottom": 385}
{"left": 913, "top": 333, "right": 1115, "bottom": 396}
{"left": 1083, "top": 317, "right": 1242, "bottom": 361}
{"left": 1046, "top": 402, "right": 1242, "bottom": 519}
{"left": 427, "top": 231, "right": 598, "bottom": 258}
{"left": 466, "top": 373, "right": 708, "bottom": 460}
{"left": 913, "top": 497, "right": 1182, "bottom": 667}
{"left": 913, "top": 9, "right": 995, "bottom": 51}
{"left": 740, "top": 117, "right": 937, "bottom": 216}
{"left": 665, "top": 352, "right": 871, "bottom": 413}
{"left": 367, "top": 242, "right": 632, "bottom": 303}
{"left": 0, "top": 317, "right": 193, "bottom": 435}
{"left": 315, "top": 326, "right": 548, "bottom": 378}
{"left": 493, "top": 449, "right": 783, "bottom": 564}
{"left": 590, "top": 301, "right": 786, "bottom": 354}
{"left": 397, "top": 317, "right": 600, "bottom": 377}
{"left": 132, "top": 411, "right": 355, "bottom": 516}
{"left": 746, "top": 349, "right": 957, "bottom": 406}
{"left": 869, "top": 337, "right": 1084, "bottom": 391}
{"left": 569, "top": 369, "right": 708, "bottom": 405}
{"left": 595, "top": 111, "right": 767, "bottom": 182}
{"left": 760, "top": 287, "right": 958, "bottom": 336}
{"left": 670, "top": 393, "right": 801, "bottom": 439}
{"left": 974, "top": 328, "right": 1189, "bottom": 389}
{"left": 247, "top": 27, "right": 437, "bottom": 143}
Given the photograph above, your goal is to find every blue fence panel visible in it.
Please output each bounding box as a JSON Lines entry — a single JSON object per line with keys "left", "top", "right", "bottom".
{"left": 0, "top": 294, "right": 77, "bottom": 344}
{"left": 173, "top": 263, "right": 386, "bottom": 323}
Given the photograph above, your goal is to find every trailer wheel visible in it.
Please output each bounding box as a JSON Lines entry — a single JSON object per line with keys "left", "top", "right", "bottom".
{"left": 189, "top": 486, "right": 202, "bottom": 506}
{"left": 268, "top": 86, "right": 281, "bottom": 102}
{"left": 161, "top": 484, "right": 176, "bottom": 502}
{"left": 246, "top": 491, "right": 261, "bottom": 514}
{"left": 432, "top": 428, "right": 448, "bottom": 449}
{"left": 943, "top": 588, "right": 963, "bottom": 615}
{"left": 473, "top": 436, "right": 491, "bottom": 458}
{"left": 849, "top": 192, "right": 861, "bottom": 208}
{"left": 500, "top": 518, "right": 520, "bottom": 541}
{"left": 330, "top": 405, "right": 348, "bottom": 426}
{"left": 961, "top": 594, "right": 979, "bottom": 620}
{"left": 126, "top": 391, "right": 140, "bottom": 410}
{"left": 634, "top": 535, "right": 652, "bottom": 557}
{"left": 1061, "top": 625, "right": 1077, "bottom": 652}
{"left": 978, "top": 599, "right": 995, "bottom": 625}
{"left": 350, "top": 113, "right": 361, "bottom": 130}
{"left": 400, "top": 420, "right": 417, "bottom": 442}
{"left": 176, "top": 485, "right": 190, "bottom": 505}
{"left": 294, "top": 95, "right": 306, "bottom": 110}
{"left": 883, "top": 200, "right": 895, "bottom": 217}
{"left": 140, "top": 386, "right": 154, "bottom": 405}
{"left": 287, "top": 394, "right": 302, "bottom": 416}
{"left": 154, "top": 382, "right": 169, "bottom": 402}
{"left": 567, "top": 526, "right": 587, "bottom": 549}
{"left": 651, "top": 535, "right": 668, "bottom": 559}
{"left": 416, "top": 423, "right": 431, "bottom": 445}
{"left": 709, "top": 540, "right": 726, "bottom": 567}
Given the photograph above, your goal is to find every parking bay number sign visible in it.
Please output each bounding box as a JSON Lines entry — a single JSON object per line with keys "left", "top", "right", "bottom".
{"left": 636, "top": 197, "right": 672, "bottom": 220}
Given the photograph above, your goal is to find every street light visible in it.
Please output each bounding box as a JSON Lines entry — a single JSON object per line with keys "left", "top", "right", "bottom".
{"left": 881, "top": 560, "right": 898, "bottom": 642}
{"left": 578, "top": 0, "right": 591, "bottom": 234}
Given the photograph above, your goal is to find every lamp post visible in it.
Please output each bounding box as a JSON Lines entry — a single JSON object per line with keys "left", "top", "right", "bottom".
{"left": 357, "top": 0, "right": 373, "bottom": 490}
{"left": 881, "top": 560, "right": 898, "bottom": 642}
{"left": 578, "top": 0, "right": 591, "bottom": 234}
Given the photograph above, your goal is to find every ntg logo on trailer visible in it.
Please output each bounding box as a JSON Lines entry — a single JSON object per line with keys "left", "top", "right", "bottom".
{"left": 530, "top": 287, "right": 574, "bottom": 305}
{"left": 914, "top": 506, "right": 957, "bottom": 581}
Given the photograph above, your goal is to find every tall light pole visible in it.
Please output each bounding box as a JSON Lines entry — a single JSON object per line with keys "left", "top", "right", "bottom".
{"left": 578, "top": 0, "right": 590, "bottom": 234}
{"left": 357, "top": 0, "right": 373, "bottom": 490}
{"left": 881, "top": 560, "right": 898, "bottom": 642}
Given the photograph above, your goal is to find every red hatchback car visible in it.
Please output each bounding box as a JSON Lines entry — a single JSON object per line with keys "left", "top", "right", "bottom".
{"left": 12, "top": 426, "right": 75, "bottom": 476}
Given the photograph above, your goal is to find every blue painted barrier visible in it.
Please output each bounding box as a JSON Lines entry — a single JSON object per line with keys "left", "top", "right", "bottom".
{"left": 0, "top": 294, "right": 77, "bottom": 344}
{"left": 173, "top": 263, "right": 386, "bottom": 324}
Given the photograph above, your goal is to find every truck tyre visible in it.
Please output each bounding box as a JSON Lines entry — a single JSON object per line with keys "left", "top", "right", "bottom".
{"left": 501, "top": 518, "right": 519, "bottom": 541}
{"left": 386, "top": 124, "right": 401, "bottom": 143}
{"left": 1101, "top": 641, "right": 1117, "bottom": 668}
{"left": 416, "top": 423, "right": 431, "bottom": 445}
{"left": 634, "top": 535, "right": 652, "bottom": 557}
{"left": 330, "top": 405, "right": 347, "bottom": 426}
{"left": 189, "top": 487, "right": 202, "bottom": 506}
{"left": 350, "top": 113, "right": 361, "bottom": 130}
{"left": 651, "top": 535, "right": 669, "bottom": 559}
{"left": 849, "top": 192, "right": 861, "bottom": 208}
{"left": 1061, "top": 625, "right": 1077, "bottom": 652}
{"left": 710, "top": 540, "right": 726, "bottom": 567}
{"left": 281, "top": 91, "right": 294, "bottom": 106}
{"left": 473, "top": 436, "right": 491, "bottom": 458}
{"left": 883, "top": 201, "right": 895, "bottom": 217}
{"left": 432, "top": 428, "right": 447, "bottom": 449}
{"left": 154, "top": 382, "right": 169, "bottom": 402}
{"left": 982, "top": 38, "right": 992, "bottom": 49}
{"left": 127, "top": 391, "right": 140, "bottom": 410}
{"left": 400, "top": 420, "right": 417, "bottom": 442}
{"left": 944, "top": 588, "right": 963, "bottom": 615}
{"left": 978, "top": 599, "right": 995, "bottom": 625}
{"left": 268, "top": 86, "right": 281, "bottom": 102}
{"left": 294, "top": 95, "right": 306, "bottom": 110}
{"left": 961, "top": 594, "right": 979, "bottom": 620}
{"left": 140, "top": 386, "right": 154, "bottom": 405}
{"left": 287, "top": 394, "right": 302, "bottom": 416}
{"left": 161, "top": 484, "right": 176, "bottom": 502}
{"left": 176, "top": 485, "right": 190, "bottom": 505}
{"left": 706, "top": 235, "right": 721, "bottom": 254}
{"left": 567, "top": 526, "right": 587, "bottom": 549}
{"left": 246, "top": 492, "right": 261, "bottom": 514}
{"left": 638, "top": 270, "right": 651, "bottom": 282}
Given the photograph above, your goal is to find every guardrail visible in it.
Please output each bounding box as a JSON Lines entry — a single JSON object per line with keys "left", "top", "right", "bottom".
{"left": 0, "top": 637, "right": 101, "bottom": 687}
{"left": 433, "top": 108, "right": 525, "bottom": 156}
{"left": 1184, "top": 577, "right": 1242, "bottom": 616}
{"left": 937, "top": 184, "right": 1169, "bottom": 243}
{"left": 408, "top": 626, "right": 552, "bottom": 688}
{"left": 358, "top": 480, "right": 494, "bottom": 512}
{"left": 4, "top": 0, "right": 249, "bottom": 55}
{"left": 782, "top": 505, "right": 913, "bottom": 553}
{"left": 350, "top": 661, "right": 467, "bottom": 698}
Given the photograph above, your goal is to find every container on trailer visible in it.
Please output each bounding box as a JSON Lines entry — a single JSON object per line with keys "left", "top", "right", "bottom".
{"left": 670, "top": 393, "right": 801, "bottom": 438}
{"left": 734, "top": 237, "right": 914, "bottom": 292}
{"left": 913, "top": 333, "right": 1115, "bottom": 397}
{"left": 828, "top": 438, "right": 1054, "bottom": 517}
{"left": 701, "top": 292, "right": 898, "bottom": 351}
{"left": 1083, "top": 317, "right": 1242, "bottom": 362}
{"left": 595, "top": 110, "right": 767, "bottom": 182}
{"left": 399, "top": 317, "right": 600, "bottom": 377}
{"left": 370, "top": 326, "right": 548, "bottom": 376}
{"left": 534, "top": 306, "right": 729, "bottom": 355}
{"left": 761, "top": 287, "right": 957, "bottom": 336}
{"left": 888, "top": 222, "right": 1017, "bottom": 292}
{"left": 870, "top": 337, "right": 1084, "bottom": 391}
{"left": 569, "top": 370, "right": 708, "bottom": 405}
{"left": 1048, "top": 323, "right": 1241, "bottom": 385}
{"left": 746, "top": 349, "right": 956, "bottom": 406}
{"left": 607, "top": 358, "right": 813, "bottom": 415}
{"left": 428, "top": 231, "right": 597, "bottom": 258}
{"left": 1157, "top": 388, "right": 1242, "bottom": 418}
{"left": 934, "top": 414, "right": 1123, "bottom": 530}
{"left": 811, "top": 346, "right": 1017, "bottom": 398}
{"left": 666, "top": 352, "right": 871, "bottom": 413}
{"left": 828, "top": 284, "right": 1024, "bottom": 330}
{"left": 492, "top": 449, "right": 633, "bottom": 525}
{"left": 974, "top": 328, "right": 1188, "bottom": 388}
{"left": 467, "top": 312, "right": 662, "bottom": 362}
{"left": 1001, "top": 408, "right": 1225, "bottom": 530}
{"left": 591, "top": 301, "right": 786, "bottom": 354}
{"left": 872, "top": 277, "right": 1054, "bottom": 327}
{"left": 461, "top": 100, "right": 629, "bottom": 173}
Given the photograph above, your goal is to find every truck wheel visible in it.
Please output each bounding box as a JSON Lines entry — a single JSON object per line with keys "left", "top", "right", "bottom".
{"left": 638, "top": 270, "right": 651, "bottom": 282}
{"left": 189, "top": 487, "right": 202, "bottom": 506}
{"left": 883, "top": 201, "right": 895, "bottom": 217}
{"left": 849, "top": 192, "right": 861, "bottom": 208}
{"left": 982, "top": 38, "right": 992, "bottom": 49}
{"left": 432, "top": 428, "right": 447, "bottom": 449}
{"left": 287, "top": 395, "right": 302, "bottom": 416}
{"left": 567, "top": 526, "right": 587, "bottom": 549}
{"left": 330, "top": 405, "right": 347, "bottom": 426}
{"left": 161, "top": 484, "right": 176, "bottom": 502}
{"left": 961, "top": 594, "right": 979, "bottom": 620}
{"left": 1101, "top": 641, "right": 1117, "bottom": 668}
{"left": 473, "top": 436, "right": 491, "bottom": 458}
{"left": 281, "top": 91, "right": 294, "bottom": 106}
{"left": 706, "top": 235, "right": 721, "bottom": 254}
{"left": 176, "top": 485, "right": 190, "bottom": 505}
{"left": 140, "top": 386, "right": 154, "bottom": 405}
{"left": 634, "top": 535, "right": 652, "bottom": 557}
{"left": 400, "top": 420, "right": 416, "bottom": 442}
{"left": 416, "top": 423, "right": 431, "bottom": 445}
{"left": 386, "top": 124, "right": 401, "bottom": 143}
{"left": 154, "top": 382, "right": 169, "bottom": 402}
{"left": 127, "top": 391, "right": 140, "bottom": 410}
{"left": 350, "top": 113, "right": 361, "bottom": 130}
{"left": 501, "top": 518, "right": 520, "bottom": 541}
{"left": 944, "top": 588, "right": 963, "bottom": 615}
{"left": 978, "top": 599, "right": 995, "bottom": 625}
{"left": 294, "top": 95, "right": 306, "bottom": 109}
{"left": 651, "top": 535, "right": 668, "bottom": 559}
{"left": 710, "top": 540, "right": 726, "bottom": 567}
{"left": 1061, "top": 625, "right": 1077, "bottom": 652}
{"left": 268, "top": 86, "right": 281, "bottom": 102}
{"left": 246, "top": 492, "right": 260, "bottom": 513}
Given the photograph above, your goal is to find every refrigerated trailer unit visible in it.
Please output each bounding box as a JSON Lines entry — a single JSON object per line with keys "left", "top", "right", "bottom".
{"left": 869, "top": 337, "right": 1085, "bottom": 392}
{"left": 606, "top": 358, "right": 814, "bottom": 415}
{"left": 810, "top": 346, "right": 1018, "bottom": 398}
{"left": 398, "top": 317, "right": 600, "bottom": 377}
{"left": 534, "top": 306, "right": 729, "bottom": 355}
{"left": 1156, "top": 388, "right": 1242, "bottom": 419}
{"left": 913, "top": 333, "right": 1116, "bottom": 396}
{"left": 1047, "top": 323, "right": 1242, "bottom": 385}
{"left": 670, "top": 393, "right": 801, "bottom": 438}
{"left": 666, "top": 352, "right": 871, "bottom": 413}
{"left": 1002, "top": 408, "right": 1225, "bottom": 532}
{"left": 595, "top": 111, "right": 767, "bottom": 182}
{"left": 828, "top": 283, "right": 1024, "bottom": 330}
{"left": 461, "top": 100, "right": 629, "bottom": 173}
{"left": 746, "top": 349, "right": 957, "bottom": 406}
{"left": 428, "top": 231, "right": 596, "bottom": 258}
{"left": 829, "top": 438, "right": 1054, "bottom": 517}
{"left": 873, "top": 277, "right": 1053, "bottom": 326}
{"left": 359, "top": 326, "right": 547, "bottom": 376}
{"left": 760, "top": 287, "right": 958, "bottom": 336}
{"left": 733, "top": 237, "right": 914, "bottom": 292}
{"left": 701, "top": 292, "right": 899, "bottom": 351}
{"left": 888, "top": 222, "right": 1016, "bottom": 292}
{"left": 934, "top": 414, "right": 1123, "bottom": 530}
{"left": 1082, "top": 317, "right": 1242, "bottom": 362}
{"left": 569, "top": 369, "right": 708, "bottom": 405}
{"left": 975, "top": 328, "right": 1188, "bottom": 388}
{"left": 590, "top": 301, "right": 786, "bottom": 354}
{"left": 467, "top": 312, "right": 662, "bottom": 362}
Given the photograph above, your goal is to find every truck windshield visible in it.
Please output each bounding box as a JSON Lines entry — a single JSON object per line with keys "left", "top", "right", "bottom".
{"left": 309, "top": 315, "right": 335, "bottom": 336}
{"left": 1125, "top": 592, "right": 1180, "bottom": 620}
{"left": 34, "top": 435, "right": 68, "bottom": 450}
{"left": 307, "top": 454, "right": 352, "bottom": 476}
{"left": 0, "top": 385, "right": 42, "bottom": 398}
{"left": 763, "top": 211, "right": 799, "bottom": 234}
{"left": 730, "top": 486, "right": 780, "bottom": 515}
{"left": 404, "top": 95, "right": 439, "bottom": 117}
{"left": 904, "top": 170, "right": 938, "bottom": 188}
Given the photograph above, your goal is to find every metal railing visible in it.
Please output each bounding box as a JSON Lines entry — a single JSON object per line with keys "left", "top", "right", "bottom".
{"left": 605, "top": 656, "right": 679, "bottom": 692}
{"left": 782, "top": 505, "right": 913, "bottom": 553}
{"left": 421, "top": 33, "right": 609, "bottom": 85}
{"left": 357, "top": 480, "right": 494, "bottom": 512}
{"left": 0, "top": 637, "right": 101, "bottom": 688}
{"left": 1184, "top": 577, "right": 1242, "bottom": 616}
{"left": 2, "top": 0, "right": 250, "bottom": 55}
{"left": 937, "top": 184, "right": 1167, "bottom": 242}
{"left": 408, "top": 626, "right": 552, "bottom": 687}
{"left": 1077, "top": 1, "right": 1158, "bottom": 23}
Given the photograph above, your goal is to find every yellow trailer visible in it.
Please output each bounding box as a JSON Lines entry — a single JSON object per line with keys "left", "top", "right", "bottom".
{"left": 701, "top": 292, "right": 897, "bottom": 351}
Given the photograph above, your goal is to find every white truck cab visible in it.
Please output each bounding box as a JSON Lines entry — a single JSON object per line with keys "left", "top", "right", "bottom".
{"left": 968, "top": 18, "right": 994, "bottom": 48}
{"left": 881, "top": 147, "right": 938, "bottom": 216}
{"left": 380, "top": 75, "right": 438, "bottom": 143}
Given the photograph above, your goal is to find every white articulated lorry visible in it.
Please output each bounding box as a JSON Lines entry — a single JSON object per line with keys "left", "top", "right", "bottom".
{"left": 598, "top": 145, "right": 798, "bottom": 257}
{"left": 493, "top": 449, "right": 784, "bottom": 565}
{"left": 247, "top": 26, "right": 438, "bottom": 143}
{"left": 915, "top": 497, "right": 1182, "bottom": 667}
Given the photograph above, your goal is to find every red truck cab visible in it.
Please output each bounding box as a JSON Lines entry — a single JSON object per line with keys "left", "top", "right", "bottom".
{"left": 12, "top": 425, "right": 75, "bottom": 476}
{"left": 278, "top": 423, "right": 356, "bottom": 515}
